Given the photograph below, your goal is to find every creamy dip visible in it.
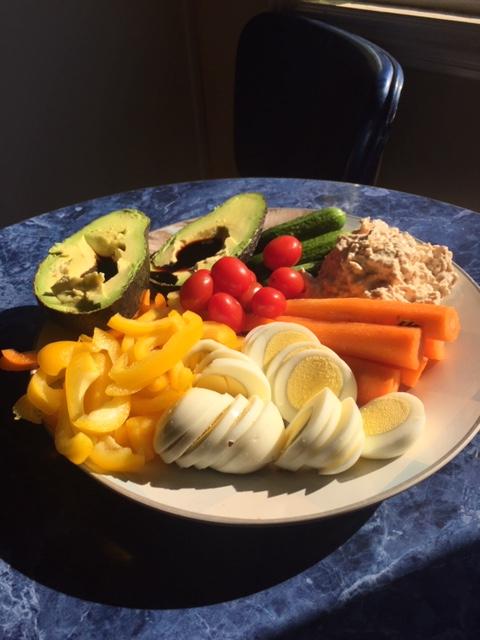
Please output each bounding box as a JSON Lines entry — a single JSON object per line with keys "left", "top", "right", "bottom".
{"left": 315, "top": 218, "right": 457, "bottom": 304}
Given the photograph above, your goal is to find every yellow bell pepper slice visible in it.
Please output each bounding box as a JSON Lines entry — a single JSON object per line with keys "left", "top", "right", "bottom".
{"left": 202, "top": 321, "right": 241, "bottom": 349}
{"left": 55, "top": 404, "right": 94, "bottom": 465}
{"left": 109, "top": 311, "right": 203, "bottom": 389}
{"left": 91, "top": 328, "right": 121, "bottom": 363}
{"left": 137, "top": 374, "right": 170, "bottom": 397}
{"left": 83, "top": 352, "right": 110, "bottom": 412}
{"left": 13, "top": 394, "right": 43, "bottom": 424}
{"left": 74, "top": 396, "right": 131, "bottom": 435}
{"left": 88, "top": 436, "right": 145, "bottom": 473}
{"left": 27, "top": 370, "right": 64, "bottom": 415}
{"left": 126, "top": 416, "right": 157, "bottom": 461}
{"left": 129, "top": 387, "right": 181, "bottom": 415}
{"left": 121, "top": 334, "right": 135, "bottom": 355}
{"left": 37, "top": 340, "right": 91, "bottom": 377}
{"left": 168, "top": 361, "right": 193, "bottom": 392}
{"left": 113, "top": 421, "right": 131, "bottom": 447}
{"left": 65, "top": 350, "right": 101, "bottom": 422}
{"left": 107, "top": 313, "right": 179, "bottom": 338}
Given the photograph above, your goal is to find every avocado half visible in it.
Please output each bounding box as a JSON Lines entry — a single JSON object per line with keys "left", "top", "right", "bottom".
{"left": 34, "top": 209, "right": 150, "bottom": 335}
{"left": 150, "top": 192, "right": 267, "bottom": 291}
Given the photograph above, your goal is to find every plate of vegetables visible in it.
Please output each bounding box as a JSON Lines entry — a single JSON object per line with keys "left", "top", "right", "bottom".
{"left": 4, "top": 195, "right": 480, "bottom": 525}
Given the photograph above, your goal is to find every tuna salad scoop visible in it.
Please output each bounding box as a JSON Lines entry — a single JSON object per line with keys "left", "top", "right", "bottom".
{"left": 315, "top": 218, "right": 457, "bottom": 304}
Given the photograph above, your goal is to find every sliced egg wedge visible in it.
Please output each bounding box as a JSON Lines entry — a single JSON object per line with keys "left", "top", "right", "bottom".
{"left": 264, "top": 340, "right": 321, "bottom": 385}
{"left": 303, "top": 397, "right": 364, "bottom": 474}
{"left": 153, "top": 387, "right": 233, "bottom": 464}
{"left": 275, "top": 387, "right": 341, "bottom": 471}
{"left": 195, "top": 346, "right": 253, "bottom": 371}
{"left": 242, "top": 322, "right": 321, "bottom": 369}
{"left": 214, "top": 400, "right": 285, "bottom": 474}
{"left": 360, "top": 391, "right": 425, "bottom": 459}
{"left": 194, "top": 356, "right": 271, "bottom": 402}
{"left": 176, "top": 394, "right": 250, "bottom": 469}
{"left": 209, "top": 395, "right": 266, "bottom": 470}
{"left": 183, "top": 339, "right": 239, "bottom": 370}
{"left": 272, "top": 347, "right": 357, "bottom": 422}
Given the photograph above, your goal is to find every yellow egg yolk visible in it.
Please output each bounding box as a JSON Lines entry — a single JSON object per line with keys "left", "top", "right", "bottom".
{"left": 287, "top": 356, "right": 342, "bottom": 409}
{"left": 361, "top": 397, "right": 410, "bottom": 435}
{"left": 263, "top": 331, "right": 313, "bottom": 367}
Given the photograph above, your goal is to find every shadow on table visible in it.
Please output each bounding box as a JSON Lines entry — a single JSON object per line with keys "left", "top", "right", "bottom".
{"left": 261, "top": 540, "right": 480, "bottom": 639}
{"left": 0, "top": 304, "right": 375, "bottom": 609}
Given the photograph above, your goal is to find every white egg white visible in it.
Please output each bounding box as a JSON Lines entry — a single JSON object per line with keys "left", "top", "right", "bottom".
{"left": 215, "top": 400, "right": 285, "bottom": 474}
{"left": 272, "top": 348, "right": 357, "bottom": 422}
{"left": 209, "top": 396, "right": 266, "bottom": 470}
{"left": 361, "top": 391, "right": 425, "bottom": 460}
{"left": 242, "top": 322, "right": 320, "bottom": 369}
{"left": 153, "top": 387, "right": 234, "bottom": 464}
{"left": 304, "top": 397, "right": 364, "bottom": 474}
{"left": 275, "top": 387, "right": 341, "bottom": 471}
{"left": 194, "top": 356, "right": 272, "bottom": 402}
{"left": 176, "top": 394, "right": 250, "bottom": 469}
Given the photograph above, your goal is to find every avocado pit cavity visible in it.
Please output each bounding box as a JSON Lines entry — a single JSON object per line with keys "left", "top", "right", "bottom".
{"left": 34, "top": 208, "right": 150, "bottom": 332}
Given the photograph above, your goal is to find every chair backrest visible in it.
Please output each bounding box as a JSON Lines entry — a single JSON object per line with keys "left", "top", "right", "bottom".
{"left": 234, "top": 12, "right": 404, "bottom": 185}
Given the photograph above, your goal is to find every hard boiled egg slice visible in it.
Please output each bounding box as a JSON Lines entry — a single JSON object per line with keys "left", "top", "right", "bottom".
{"left": 214, "top": 400, "right": 285, "bottom": 474}
{"left": 360, "top": 392, "right": 425, "bottom": 459}
{"left": 275, "top": 387, "right": 341, "bottom": 471}
{"left": 242, "top": 322, "right": 320, "bottom": 369}
{"left": 272, "top": 348, "right": 357, "bottom": 422}
{"left": 183, "top": 339, "right": 236, "bottom": 370}
{"left": 264, "top": 340, "right": 321, "bottom": 385}
{"left": 153, "top": 387, "right": 233, "bottom": 464}
{"left": 176, "top": 394, "right": 250, "bottom": 469}
{"left": 194, "top": 357, "right": 271, "bottom": 402}
{"left": 209, "top": 395, "right": 265, "bottom": 470}
{"left": 304, "top": 397, "right": 364, "bottom": 474}
{"left": 195, "top": 346, "right": 253, "bottom": 371}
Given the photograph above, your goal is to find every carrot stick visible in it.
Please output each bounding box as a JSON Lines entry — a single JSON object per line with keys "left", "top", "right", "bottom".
{"left": 422, "top": 338, "right": 446, "bottom": 361}
{"left": 274, "top": 315, "right": 422, "bottom": 370}
{"left": 285, "top": 298, "right": 460, "bottom": 342}
{"left": 0, "top": 348, "right": 38, "bottom": 371}
{"left": 342, "top": 355, "right": 400, "bottom": 406}
{"left": 400, "top": 357, "right": 429, "bottom": 388}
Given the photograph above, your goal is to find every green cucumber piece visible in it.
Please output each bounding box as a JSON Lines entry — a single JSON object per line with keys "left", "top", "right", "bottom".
{"left": 298, "top": 230, "right": 343, "bottom": 263}
{"left": 248, "top": 229, "right": 343, "bottom": 274}
{"left": 257, "top": 207, "right": 346, "bottom": 250}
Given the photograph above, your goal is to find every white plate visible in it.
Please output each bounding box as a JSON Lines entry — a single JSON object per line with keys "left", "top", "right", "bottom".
{"left": 88, "top": 211, "right": 480, "bottom": 525}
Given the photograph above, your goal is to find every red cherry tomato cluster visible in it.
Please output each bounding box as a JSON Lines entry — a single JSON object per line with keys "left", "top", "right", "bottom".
{"left": 179, "top": 255, "right": 290, "bottom": 332}
{"left": 179, "top": 236, "right": 306, "bottom": 332}
{"left": 262, "top": 235, "right": 305, "bottom": 299}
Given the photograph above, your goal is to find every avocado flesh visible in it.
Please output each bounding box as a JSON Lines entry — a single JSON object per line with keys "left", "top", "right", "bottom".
{"left": 34, "top": 209, "right": 150, "bottom": 334}
{"left": 150, "top": 193, "right": 267, "bottom": 290}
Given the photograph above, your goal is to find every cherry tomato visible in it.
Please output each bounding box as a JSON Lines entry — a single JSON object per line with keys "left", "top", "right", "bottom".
{"left": 268, "top": 267, "right": 305, "bottom": 299}
{"left": 250, "top": 286, "right": 286, "bottom": 318}
{"left": 179, "top": 269, "right": 214, "bottom": 312}
{"left": 262, "top": 235, "right": 302, "bottom": 270}
{"left": 211, "top": 257, "right": 253, "bottom": 298}
{"left": 207, "top": 292, "right": 245, "bottom": 333}
{"left": 238, "top": 280, "right": 262, "bottom": 311}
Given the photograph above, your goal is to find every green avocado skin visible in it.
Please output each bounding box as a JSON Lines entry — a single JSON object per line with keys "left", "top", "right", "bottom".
{"left": 150, "top": 193, "right": 267, "bottom": 291}
{"left": 34, "top": 209, "right": 150, "bottom": 336}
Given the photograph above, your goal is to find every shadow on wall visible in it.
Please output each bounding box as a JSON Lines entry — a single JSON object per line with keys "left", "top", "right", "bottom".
{"left": 0, "top": 0, "right": 207, "bottom": 228}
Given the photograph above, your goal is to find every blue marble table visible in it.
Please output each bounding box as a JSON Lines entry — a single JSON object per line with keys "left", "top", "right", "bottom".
{"left": 1, "top": 178, "right": 479, "bottom": 639}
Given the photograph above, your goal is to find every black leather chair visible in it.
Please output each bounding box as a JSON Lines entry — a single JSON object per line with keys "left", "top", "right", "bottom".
{"left": 234, "top": 12, "right": 404, "bottom": 185}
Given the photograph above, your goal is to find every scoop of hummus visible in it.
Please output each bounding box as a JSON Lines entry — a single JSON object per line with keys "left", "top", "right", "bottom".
{"left": 315, "top": 218, "right": 457, "bottom": 304}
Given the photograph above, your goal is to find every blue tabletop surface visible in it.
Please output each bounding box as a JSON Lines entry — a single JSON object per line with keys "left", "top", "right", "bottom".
{"left": 1, "top": 178, "right": 479, "bottom": 639}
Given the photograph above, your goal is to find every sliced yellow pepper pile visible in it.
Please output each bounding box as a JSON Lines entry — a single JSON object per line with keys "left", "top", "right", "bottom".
{"left": 13, "top": 293, "right": 240, "bottom": 474}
